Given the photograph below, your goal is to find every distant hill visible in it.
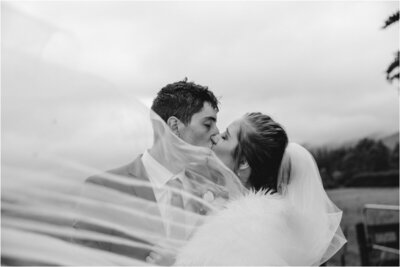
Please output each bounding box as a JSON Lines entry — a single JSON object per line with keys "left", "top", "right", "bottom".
{"left": 305, "top": 132, "right": 399, "bottom": 151}
{"left": 381, "top": 132, "right": 399, "bottom": 149}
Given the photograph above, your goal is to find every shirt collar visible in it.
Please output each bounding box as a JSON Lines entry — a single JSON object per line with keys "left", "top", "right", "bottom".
{"left": 142, "top": 150, "right": 174, "bottom": 188}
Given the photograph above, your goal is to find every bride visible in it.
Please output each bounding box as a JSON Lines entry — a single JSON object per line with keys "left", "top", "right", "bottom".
{"left": 174, "top": 112, "right": 347, "bottom": 265}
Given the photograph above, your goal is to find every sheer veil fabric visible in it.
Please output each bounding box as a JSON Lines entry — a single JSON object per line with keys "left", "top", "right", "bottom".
{"left": 1, "top": 48, "right": 247, "bottom": 264}
{"left": 2, "top": 7, "right": 345, "bottom": 265}
{"left": 277, "top": 143, "right": 347, "bottom": 265}
{"left": 2, "top": 20, "right": 247, "bottom": 264}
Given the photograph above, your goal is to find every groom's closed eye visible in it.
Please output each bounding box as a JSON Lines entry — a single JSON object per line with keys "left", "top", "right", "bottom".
{"left": 203, "top": 117, "right": 217, "bottom": 130}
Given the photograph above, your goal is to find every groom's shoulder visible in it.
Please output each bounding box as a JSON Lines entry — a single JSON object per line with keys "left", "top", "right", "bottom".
{"left": 85, "top": 154, "right": 144, "bottom": 187}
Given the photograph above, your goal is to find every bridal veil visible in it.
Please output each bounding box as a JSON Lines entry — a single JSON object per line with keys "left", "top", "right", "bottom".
{"left": 276, "top": 143, "right": 347, "bottom": 265}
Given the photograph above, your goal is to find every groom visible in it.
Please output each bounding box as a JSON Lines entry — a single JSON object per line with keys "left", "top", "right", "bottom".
{"left": 73, "top": 79, "right": 220, "bottom": 262}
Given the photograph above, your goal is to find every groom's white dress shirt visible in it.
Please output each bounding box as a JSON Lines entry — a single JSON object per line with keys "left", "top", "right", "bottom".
{"left": 141, "top": 150, "right": 185, "bottom": 237}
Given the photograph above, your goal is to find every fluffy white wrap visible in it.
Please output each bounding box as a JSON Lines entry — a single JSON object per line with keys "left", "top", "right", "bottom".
{"left": 176, "top": 144, "right": 346, "bottom": 266}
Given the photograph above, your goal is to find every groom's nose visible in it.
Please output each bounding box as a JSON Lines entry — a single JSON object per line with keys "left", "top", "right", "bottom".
{"left": 211, "top": 124, "right": 219, "bottom": 135}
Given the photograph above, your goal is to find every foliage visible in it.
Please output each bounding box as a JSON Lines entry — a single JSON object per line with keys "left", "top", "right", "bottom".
{"left": 383, "top": 11, "right": 399, "bottom": 83}
{"left": 310, "top": 138, "right": 399, "bottom": 188}
{"left": 386, "top": 51, "right": 399, "bottom": 82}
{"left": 345, "top": 170, "right": 399, "bottom": 187}
{"left": 382, "top": 11, "right": 399, "bottom": 29}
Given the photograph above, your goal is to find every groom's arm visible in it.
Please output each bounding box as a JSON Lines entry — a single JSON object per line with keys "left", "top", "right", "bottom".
{"left": 71, "top": 173, "right": 154, "bottom": 261}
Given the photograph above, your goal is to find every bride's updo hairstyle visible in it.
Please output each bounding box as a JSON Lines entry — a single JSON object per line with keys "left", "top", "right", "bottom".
{"left": 234, "top": 112, "right": 288, "bottom": 192}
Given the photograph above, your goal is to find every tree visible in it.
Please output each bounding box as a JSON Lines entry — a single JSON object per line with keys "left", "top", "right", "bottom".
{"left": 382, "top": 11, "right": 399, "bottom": 29}
{"left": 385, "top": 51, "right": 399, "bottom": 82}
{"left": 390, "top": 143, "right": 399, "bottom": 169}
{"left": 382, "top": 11, "right": 399, "bottom": 83}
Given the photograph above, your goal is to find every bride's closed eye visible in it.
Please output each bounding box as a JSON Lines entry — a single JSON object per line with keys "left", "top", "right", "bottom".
{"left": 221, "top": 128, "right": 231, "bottom": 140}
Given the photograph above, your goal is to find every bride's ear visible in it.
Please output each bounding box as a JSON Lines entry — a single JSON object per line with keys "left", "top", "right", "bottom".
{"left": 167, "top": 116, "right": 182, "bottom": 137}
{"left": 237, "top": 158, "right": 251, "bottom": 186}
{"left": 238, "top": 159, "right": 249, "bottom": 171}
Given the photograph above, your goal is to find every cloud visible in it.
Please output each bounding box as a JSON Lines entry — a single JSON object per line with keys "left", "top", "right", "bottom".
{"left": 3, "top": 1, "right": 399, "bottom": 148}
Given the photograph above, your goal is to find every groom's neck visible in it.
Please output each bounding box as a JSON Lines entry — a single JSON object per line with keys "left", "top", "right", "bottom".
{"left": 148, "top": 145, "right": 176, "bottom": 174}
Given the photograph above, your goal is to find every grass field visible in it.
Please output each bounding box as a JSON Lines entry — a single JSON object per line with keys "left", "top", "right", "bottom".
{"left": 326, "top": 187, "right": 399, "bottom": 266}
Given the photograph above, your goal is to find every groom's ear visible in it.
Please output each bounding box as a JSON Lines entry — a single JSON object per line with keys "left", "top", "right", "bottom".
{"left": 167, "top": 116, "right": 181, "bottom": 137}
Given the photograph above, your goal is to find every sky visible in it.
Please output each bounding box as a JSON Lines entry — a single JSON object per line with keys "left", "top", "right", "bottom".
{"left": 2, "top": 0, "right": 399, "bottom": 154}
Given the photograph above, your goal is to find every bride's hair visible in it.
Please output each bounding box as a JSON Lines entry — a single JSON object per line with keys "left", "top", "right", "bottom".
{"left": 151, "top": 79, "right": 219, "bottom": 124}
{"left": 233, "top": 112, "right": 288, "bottom": 192}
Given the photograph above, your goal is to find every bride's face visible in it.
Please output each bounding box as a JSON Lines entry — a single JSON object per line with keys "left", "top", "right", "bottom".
{"left": 211, "top": 119, "right": 242, "bottom": 171}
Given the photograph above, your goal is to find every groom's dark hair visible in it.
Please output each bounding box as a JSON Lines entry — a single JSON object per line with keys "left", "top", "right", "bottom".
{"left": 151, "top": 78, "right": 219, "bottom": 124}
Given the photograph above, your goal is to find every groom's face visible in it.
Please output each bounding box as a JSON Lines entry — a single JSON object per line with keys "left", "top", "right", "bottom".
{"left": 179, "top": 102, "right": 219, "bottom": 148}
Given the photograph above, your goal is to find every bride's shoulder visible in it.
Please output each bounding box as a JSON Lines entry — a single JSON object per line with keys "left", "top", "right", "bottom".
{"left": 211, "top": 189, "right": 287, "bottom": 221}
{"left": 176, "top": 190, "right": 289, "bottom": 265}
{"left": 227, "top": 189, "right": 284, "bottom": 209}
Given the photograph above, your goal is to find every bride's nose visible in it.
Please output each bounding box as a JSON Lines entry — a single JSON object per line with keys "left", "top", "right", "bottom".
{"left": 211, "top": 135, "right": 220, "bottom": 145}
